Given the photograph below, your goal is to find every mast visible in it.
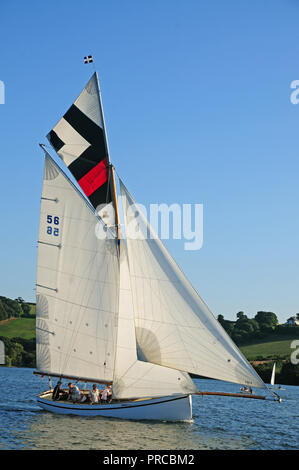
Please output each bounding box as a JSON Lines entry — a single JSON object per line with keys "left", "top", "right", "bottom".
{"left": 111, "top": 164, "right": 121, "bottom": 250}
{"left": 94, "top": 71, "right": 111, "bottom": 164}
{"left": 95, "top": 71, "right": 121, "bottom": 249}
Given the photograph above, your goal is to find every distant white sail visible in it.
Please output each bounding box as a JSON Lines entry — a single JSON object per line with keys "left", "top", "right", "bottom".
{"left": 271, "top": 363, "right": 276, "bottom": 386}
{"left": 120, "top": 180, "right": 266, "bottom": 389}
{"left": 112, "top": 240, "right": 196, "bottom": 399}
{"left": 36, "top": 153, "right": 119, "bottom": 383}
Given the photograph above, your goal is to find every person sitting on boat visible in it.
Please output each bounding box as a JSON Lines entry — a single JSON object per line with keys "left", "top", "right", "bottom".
{"left": 101, "top": 385, "right": 112, "bottom": 403}
{"left": 68, "top": 382, "right": 85, "bottom": 403}
{"left": 88, "top": 384, "right": 100, "bottom": 404}
{"left": 52, "top": 381, "right": 63, "bottom": 401}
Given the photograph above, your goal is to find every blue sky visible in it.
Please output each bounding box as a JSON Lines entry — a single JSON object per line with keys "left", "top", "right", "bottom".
{"left": 0, "top": 0, "right": 298, "bottom": 322}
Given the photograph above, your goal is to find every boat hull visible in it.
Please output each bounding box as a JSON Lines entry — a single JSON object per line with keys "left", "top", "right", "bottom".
{"left": 37, "top": 393, "right": 192, "bottom": 422}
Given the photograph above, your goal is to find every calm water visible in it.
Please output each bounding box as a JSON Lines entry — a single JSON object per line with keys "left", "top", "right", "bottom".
{"left": 0, "top": 367, "right": 298, "bottom": 450}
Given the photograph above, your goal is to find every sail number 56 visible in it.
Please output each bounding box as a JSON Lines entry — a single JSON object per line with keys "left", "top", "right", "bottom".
{"left": 47, "top": 215, "right": 60, "bottom": 236}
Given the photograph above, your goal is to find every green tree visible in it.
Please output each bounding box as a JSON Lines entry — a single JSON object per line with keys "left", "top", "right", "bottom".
{"left": 10, "top": 343, "right": 24, "bottom": 366}
{"left": 0, "top": 336, "right": 25, "bottom": 367}
{"left": 217, "top": 315, "right": 235, "bottom": 337}
{"left": 231, "top": 331, "right": 245, "bottom": 345}
{"left": 238, "top": 321, "right": 254, "bottom": 334}
{"left": 0, "top": 300, "right": 7, "bottom": 321}
{"left": 15, "top": 297, "right": 31, "bottom": 317}
{"left": 232, "top": 313, "right": 261, "bottom": 343}
{"left": 223, "top": 322, "right": 235, "bottom": 336}
{"left": 254, "top": 311, "right": 278, "bottom": 330}
{"left": 250, "top": 318, "right": 260, "bottom": 330}
{"left": 279, "top": 362, "right": 299, "bottom": 386}
{"left": 236, "top": 311, "right": 247, "bottom": 321}
{"left": 22, "top": 351, "right": 35, "bottom": 367}
{"left": 0, "top": 296, "right": 22, "bottom": 318}
{"left": 21, "top": 303, "right": 31, "bottom": 317}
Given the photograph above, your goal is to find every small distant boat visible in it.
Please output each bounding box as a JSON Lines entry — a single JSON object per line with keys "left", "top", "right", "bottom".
{"left": 269, "top": 363, "right": 285, "bottom": 391}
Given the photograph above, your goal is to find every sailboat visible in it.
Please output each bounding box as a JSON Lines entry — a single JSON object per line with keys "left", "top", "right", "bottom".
{"left": 269, "top": 363, "right": 285, "bottom": 391}
{"left": 35, "top": 69, "right": 281, "bottom": 421}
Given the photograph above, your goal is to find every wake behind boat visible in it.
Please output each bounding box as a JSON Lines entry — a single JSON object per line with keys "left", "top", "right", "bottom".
{"left": 34, "top": 64, "right": 281, "bottom": 421}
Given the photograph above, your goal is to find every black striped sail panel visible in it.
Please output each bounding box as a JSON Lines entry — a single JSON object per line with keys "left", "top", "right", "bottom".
{"left": 46, "top": 73, "right": 112, "bottom": 211}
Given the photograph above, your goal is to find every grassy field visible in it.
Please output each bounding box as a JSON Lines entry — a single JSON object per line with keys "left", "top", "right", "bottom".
{"left": 0, "top": 318, "right": 35, "bottom": 339}
{"left": 240, "top": 335, "right": 298, "bottom": 361}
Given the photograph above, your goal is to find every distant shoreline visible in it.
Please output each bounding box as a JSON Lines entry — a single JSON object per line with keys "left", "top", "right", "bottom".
{"left": 0, "top": 296, "right": 298, "bottom": 385}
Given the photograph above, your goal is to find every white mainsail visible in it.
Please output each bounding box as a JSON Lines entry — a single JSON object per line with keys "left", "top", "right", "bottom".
{"left": 36, "top": 153, "right": 119, "bottom": 383}
{"left": 112, "top": 240, "right": 197, "bottom": 399}
{"left": 120, "top": 179, "right": 266, "bottom": 389}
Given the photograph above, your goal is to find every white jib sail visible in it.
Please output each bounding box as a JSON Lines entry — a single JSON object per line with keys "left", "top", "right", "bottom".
{"left": 120, "top": 179, "right": 266, "bottom": 389}
{"left": 112, "top": 240, "right": 197, "bottom": 399}
{"left": 36, "top": 153, "right": 119, "bottom": 383}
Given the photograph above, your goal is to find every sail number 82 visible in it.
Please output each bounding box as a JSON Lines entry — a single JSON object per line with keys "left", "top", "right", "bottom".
{"left": 47, "top": 215, "right": 59, "bottom": 236}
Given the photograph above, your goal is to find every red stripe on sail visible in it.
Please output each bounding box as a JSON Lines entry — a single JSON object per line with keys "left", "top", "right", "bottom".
{"left": 78, "top": 158, "right": 109, "bottom": 197}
